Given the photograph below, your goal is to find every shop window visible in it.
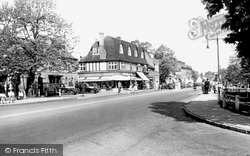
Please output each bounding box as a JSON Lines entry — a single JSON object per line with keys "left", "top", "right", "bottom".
{"left": 108, "top": 62, "right": 117, "bottom": 70}
{"left": 120, "top": 62, "right": 126, "bottom": 70}
{"left": 79, "top": 63, "right": 86, "bottom": 71}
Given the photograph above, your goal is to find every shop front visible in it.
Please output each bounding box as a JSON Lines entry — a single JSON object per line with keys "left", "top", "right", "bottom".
{"left": 78, "top": 73, "right": 145, "bottom": 90}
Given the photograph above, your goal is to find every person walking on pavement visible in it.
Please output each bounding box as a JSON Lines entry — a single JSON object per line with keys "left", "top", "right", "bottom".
{"left": 204, "top": 78, "right": 210, "bottom": 94}
{"left": 155, "top": 81, "right": 159, "bottom": 91}
{"left": 134, "top": 81, "right": 138, "bottom": 93}
{"left": 118, "top": 81, "right": 122, "bottom": 94}
{"left": 193, "top": 82, "right": 197, "bottom": 91}
{"left": 128, "top": 83, "right": 133, "bottom": 94}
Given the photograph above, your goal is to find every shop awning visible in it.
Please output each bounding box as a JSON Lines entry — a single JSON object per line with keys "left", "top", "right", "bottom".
{"left": 136, "top": 72, "right": 149, "bottom": 81}
{"left": 78, "top": 75, "right": 131, "bottom": 82}
{"left": 78, "top": 77, "right": 101, "bottom": 82}
{"left": 99, "top": 76, "right": 112, "bottom": 81}
{"left": 111, "top": 75, "right": 130, "bottom": 81}
{"left": 131, "top": 77, "right": 142, "bottom": 81}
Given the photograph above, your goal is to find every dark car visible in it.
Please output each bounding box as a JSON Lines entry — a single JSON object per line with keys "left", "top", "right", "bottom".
{"left": 167, "top": 83, "right": 175, "bottom": 89}
{"left": 83, "top": 83, "right": 99, "bottom": 94}
{"left": 43, "top": 82, "right": 58, "bottom": 97}
{"left": 54, "top": 83, "right": 78, "bottom": 95}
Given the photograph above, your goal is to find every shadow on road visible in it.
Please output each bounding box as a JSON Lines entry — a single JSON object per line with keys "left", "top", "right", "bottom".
{"left": 149, "top": 101, "right": 196, "bottom": 123}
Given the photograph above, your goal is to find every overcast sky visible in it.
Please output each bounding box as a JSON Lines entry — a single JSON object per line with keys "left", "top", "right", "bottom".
{"left": 2, "top": 0, "right": 236, "bottom": 74}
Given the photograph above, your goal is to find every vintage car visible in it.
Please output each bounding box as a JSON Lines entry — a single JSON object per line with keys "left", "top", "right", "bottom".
{"left": 43, "top": 82, "right": 58, "bottom": 97}
{"left": 54, "top": 83, "right": 78, "bottom": 95}
{"left": 75, "top": 83, "right": 99, "bottom": 94}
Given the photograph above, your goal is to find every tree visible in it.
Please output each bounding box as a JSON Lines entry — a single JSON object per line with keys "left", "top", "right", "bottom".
{"left": 154, "top": 45, "right": 177, "bottom": 83}
{"left": 0, "top": 0, "right": 78, "bottom": 93}
{"left": 191, "top": 70, "right": 199, "bottom": 82}
{"left": 201, "top": 0, "right": 250, "bottom": 68}
{"left": 224, "top": 54, "right": 242, "bottom": 85}
{"left": 204, "top": 71, "right": 215, "bottom": 79}
{"left": 131, "top": 40, "right": 155, "bottom": 53}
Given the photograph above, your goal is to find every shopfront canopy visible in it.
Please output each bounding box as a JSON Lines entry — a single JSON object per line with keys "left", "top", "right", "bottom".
{"left": 130, "top": 77, "right": 142, "bottom": 81}
{"left": 78, "top": 75, "right": 131, "bottom": 82}
{"left": 111, "top": 75, "right": 130, "bottom": 81}
{"left": 136, "top": 72, "right": 149, "bottom": 81}
{"left": 78, "top": 77, "right": 101, "bottom": 82}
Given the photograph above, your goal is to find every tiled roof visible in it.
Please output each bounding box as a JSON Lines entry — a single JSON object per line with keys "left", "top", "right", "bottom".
{"left": 80, "top": 36, "right": 148, "bottom": 65}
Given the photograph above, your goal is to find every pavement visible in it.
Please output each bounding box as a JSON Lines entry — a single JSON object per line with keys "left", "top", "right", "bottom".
{"left": 184, "top": 91, "right": 250, "bottom": 135}
{"left": 1, "top": 88, "right": 250, "bottom": 135}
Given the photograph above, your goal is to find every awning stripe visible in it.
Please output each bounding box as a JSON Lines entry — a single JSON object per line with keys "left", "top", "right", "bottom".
{"left": 136, "top": 72, "right": 149, "bottom": 81}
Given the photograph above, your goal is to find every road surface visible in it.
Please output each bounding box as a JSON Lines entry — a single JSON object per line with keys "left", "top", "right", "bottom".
{"left": 0, "top": 88, "right": 250, "bottom": 156}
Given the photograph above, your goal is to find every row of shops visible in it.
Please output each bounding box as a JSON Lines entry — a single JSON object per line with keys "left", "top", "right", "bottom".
{"left": 0, "top": 70, "right": 155, "bottom": 98}
{"left": 78, "top": 72, "right": 152, "bottom": 90}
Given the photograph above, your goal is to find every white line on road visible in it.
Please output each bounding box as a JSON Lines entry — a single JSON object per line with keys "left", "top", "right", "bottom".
{"left": 0, "top": 91, "right": 166, "bottom": 119}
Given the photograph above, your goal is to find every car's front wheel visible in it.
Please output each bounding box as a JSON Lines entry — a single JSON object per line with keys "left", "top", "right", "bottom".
{"left": 90, "top": 90, "right": 96, "bottom": 94}
{"left": 68, "top": 90, "right": 75, "bottom": 95}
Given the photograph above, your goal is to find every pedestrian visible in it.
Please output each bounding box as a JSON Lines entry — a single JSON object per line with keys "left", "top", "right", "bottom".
{"left": 204, "top": 79, "right": 210, "bottom": 94}
{"left": 155, "top": 81, "right": 159, "bottom": 91}
{"left": 18, "top": 83, "right": 26, "bottom": 99}
{"left": 0, "top": 82, "right": 6, "bottom": 104}
{"left": 134, "top": 81, "right": 138, "bottom": 93}
{"left": 118, "top": 81, "right": 122, "bottom": 94}
{"left": 193, "top": 82, "right": 197, "bottom": 90}
{"left": 38, "top": 73, "right": 43, "bottom": 96}
{"left": 128, "top": 83, "right": 133, "bottom": 94}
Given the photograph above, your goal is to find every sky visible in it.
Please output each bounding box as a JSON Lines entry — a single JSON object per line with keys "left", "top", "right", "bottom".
{"left": 2, "top": 0, "right": 236, "bottom": 74}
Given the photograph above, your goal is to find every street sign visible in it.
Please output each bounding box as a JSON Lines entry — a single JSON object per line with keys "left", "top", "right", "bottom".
{"left": 188, "top": 14, "right": 230, "bottom": 40}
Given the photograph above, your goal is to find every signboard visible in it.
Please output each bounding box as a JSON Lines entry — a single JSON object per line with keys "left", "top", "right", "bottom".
{"left": 188, "top": 14, "right": 230, "bottom": 40}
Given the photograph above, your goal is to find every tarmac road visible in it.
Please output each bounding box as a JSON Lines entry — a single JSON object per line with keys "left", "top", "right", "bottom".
{"left": 0, "top": 88, "right": 250, "bottom": 156}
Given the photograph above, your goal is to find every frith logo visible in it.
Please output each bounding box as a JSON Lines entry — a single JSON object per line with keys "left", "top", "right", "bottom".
{"left": 188, "top": 14, "right": 230, "bottom": 40}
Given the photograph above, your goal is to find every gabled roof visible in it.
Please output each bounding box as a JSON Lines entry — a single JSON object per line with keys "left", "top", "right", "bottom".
{"left": 80, "top": 35, "right": 148, "bottom": 65}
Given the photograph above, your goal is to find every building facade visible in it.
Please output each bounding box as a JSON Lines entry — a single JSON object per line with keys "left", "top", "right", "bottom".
{"left": 176, "top": 61, "right": 193, "bottom": 87}
{"left": 78, "top": 33, "right": 159, "bottom": 90}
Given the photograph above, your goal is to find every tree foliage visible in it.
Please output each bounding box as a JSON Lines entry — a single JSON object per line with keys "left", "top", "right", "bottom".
{"left": 0, "top": 0, "right": 78, "bottom": 77}
{"left": 224, "top": 55, "right": 242, "bottom": 84}
{"left": 201, "top": 0, "right": 250, "bottom": 69}
{"left": 204, "top": 71, "right": 215, "bottom": 79}
{"left": 131, "top": 40, "right": 155, "bottom": 53}
{"left": 191, "top": 70, "right": 199, "bottom": 82}
{"left": 154, "top": 45, "right": 177, "bottom": 83}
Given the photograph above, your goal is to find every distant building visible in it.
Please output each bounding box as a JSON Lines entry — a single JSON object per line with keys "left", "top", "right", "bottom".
{"left": 144, "top": 52, "right": 160, "bottom": 88}
{"left": 78, "top": 33, "right": 159, "bottom": 90}
{"left": 176, "top": 61, "right": 193, "bottom": 87}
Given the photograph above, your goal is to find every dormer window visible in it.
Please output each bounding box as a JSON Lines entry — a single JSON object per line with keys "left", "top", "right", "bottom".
{"left": 141, "top": 51, "right": 144, "bottom": 59}
{"left": 119, "top": 44, "right": 124, "bottom": 54}
{"left": 92, "top": 47, "right": 99, "bottom": 55}
{"left": 128, "top": 47, "right": 132, "bottom": 56}
{"left": 134, "top": 49, "right": 138, "bottom": 57}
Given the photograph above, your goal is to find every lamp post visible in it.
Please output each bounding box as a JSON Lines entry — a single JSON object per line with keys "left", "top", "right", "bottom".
{"left": 206, "top": 34, "right": 222, "bottom": 100}
{"left": 206, "top": 34, "right": 220, "bottom": 83}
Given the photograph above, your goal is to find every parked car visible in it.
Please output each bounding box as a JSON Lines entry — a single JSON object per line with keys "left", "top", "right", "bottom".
{"left": 43, "top": 82, "right": 58, "bottom": 97}
{"left": 167, "top": 83, "right": 175, "bottom": 89}
{"left": 82, "top": 83, "right": 99, "bottom": 94}
{"left": 54, "top": 83, "right": 78, "bottom": 95}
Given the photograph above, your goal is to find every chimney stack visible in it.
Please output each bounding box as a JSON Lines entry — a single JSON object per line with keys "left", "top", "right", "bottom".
{"left": 99, "top": 32, "right": 104, "bottom": 46}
